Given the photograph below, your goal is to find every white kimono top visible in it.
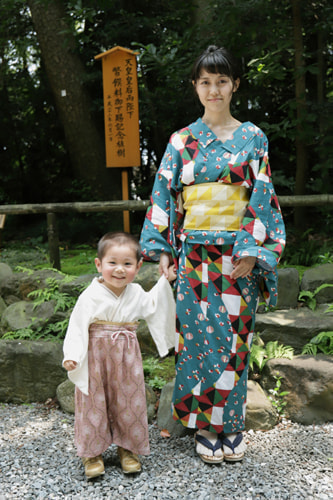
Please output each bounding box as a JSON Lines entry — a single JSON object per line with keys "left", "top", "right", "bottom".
{"left": 63, "top": 275, "right": 175, "bottom": 395}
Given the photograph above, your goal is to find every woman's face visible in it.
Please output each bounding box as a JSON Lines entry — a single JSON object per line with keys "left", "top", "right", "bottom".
{"left": 193, "top": 70, "right": 239, "bottom": 114}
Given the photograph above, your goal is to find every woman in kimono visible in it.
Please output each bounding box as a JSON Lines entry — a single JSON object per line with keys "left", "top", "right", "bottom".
{"left": 140, "top": 46, "right": 286, "bottom": 464}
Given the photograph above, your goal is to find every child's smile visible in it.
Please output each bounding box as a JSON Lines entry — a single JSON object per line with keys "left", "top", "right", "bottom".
{"left": 95, "top": 244, "right": 142, "bottom": 296}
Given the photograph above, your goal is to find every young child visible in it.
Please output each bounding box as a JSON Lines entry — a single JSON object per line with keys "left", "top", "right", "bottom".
{"left": 63, "top": 232, "right": 176, "bottom": 479}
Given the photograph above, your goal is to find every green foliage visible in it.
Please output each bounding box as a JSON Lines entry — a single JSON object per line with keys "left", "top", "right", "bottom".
{"left": 28, "top": 276, "right": 78, "bottom": 312}
{"left": 281, "top": 229, "right": 333, "bottom": 267}
{"left": 318, "top": 253, "right": 333, "bottom": 265}
{"left": 2, "top": 244, "right": 49, "bottom": 271}
{"left": 301, "top": 331, "right": 333, "bottom": 356}
{"left": 3, "top": 327, "right": 35, "bottom": 341}
{"left": 265, "top": 341, "right": 294, "bottom": 361}
{"left": 268, "top": 373, "right": 290, "bottom": 419}
{"left": 59, "top": 246, "right": 97, "bottom": 275}
{"left": 1, "top": 0, "right": 332, "bottom": 242}
{"left": 298, "top": 284, "right": 333, "bottom": 311}
{"left": 147, "top": 376, "right": 167, "bottom": 390}
{"left": 143, "top": 355, "right": 175, "bottom": 390}
{"left": 249, "top": 343, "right": 267, "bottom": 372}
{"left": 15, "top": 266, "right": 34, "bottom": 276}
{"left": 3, "top": 319, "right": 69, "bottom": 342}
{"left": 2, "top": 270, "right": 88, "bottom": 341}
{"left": 249, "top": 335, "right": 294, "bottom": 373}
{"left": 1, "top": 241, "right": 97, "bottom": 276}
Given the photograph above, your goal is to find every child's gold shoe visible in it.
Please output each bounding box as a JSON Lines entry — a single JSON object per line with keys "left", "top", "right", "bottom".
{"left": 82, "top": 455, "right": 105, "bottom": 479}
{"left": 117, "top": 447, "right": 141, "bottom": 474}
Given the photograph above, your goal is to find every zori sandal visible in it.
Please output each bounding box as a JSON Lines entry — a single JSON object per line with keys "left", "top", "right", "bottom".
{"left": 222, "top": 432, "right": 246, "bottom": 462}
{"left": 195, "top": 429, "right": 224, "bottom": 464}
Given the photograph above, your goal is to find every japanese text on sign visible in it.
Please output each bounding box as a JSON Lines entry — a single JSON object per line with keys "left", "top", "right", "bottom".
{"left": 95, "top": 46, "right": 140, "bottom": 168}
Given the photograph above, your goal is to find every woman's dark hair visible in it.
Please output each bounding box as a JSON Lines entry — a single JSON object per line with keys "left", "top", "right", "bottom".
{"left": 191, "top": 45, "right": 241, "bottom": 83}
{"left": 97, "top": 232, "right": 142, "bottom": 262}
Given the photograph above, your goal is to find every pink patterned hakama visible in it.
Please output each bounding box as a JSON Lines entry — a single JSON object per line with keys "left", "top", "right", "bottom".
{"left": 74, "top": 323, "right": 150, "bottom": 457}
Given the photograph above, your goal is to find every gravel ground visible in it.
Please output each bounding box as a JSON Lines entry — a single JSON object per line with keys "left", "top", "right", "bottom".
{"left": 0, "top": 402, "right": 332, "bottom": 500}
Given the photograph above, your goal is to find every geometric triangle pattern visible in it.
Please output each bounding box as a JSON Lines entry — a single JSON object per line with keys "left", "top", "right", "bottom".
{"left": 173, "top": 240, "right": 257, "bottom": 434}
{"left": 182, "top": 182, "right": 249, "bottom": 232}
{"left": 140, "top": 118, "right": 285, "bottom": 435}
{"left": 185, "top": 243, "right": 222, "bottom": 316}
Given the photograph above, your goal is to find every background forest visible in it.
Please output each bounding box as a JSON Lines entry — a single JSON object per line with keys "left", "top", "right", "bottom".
{"left": 0, "top": 0, "right": 332, "bottom": 252}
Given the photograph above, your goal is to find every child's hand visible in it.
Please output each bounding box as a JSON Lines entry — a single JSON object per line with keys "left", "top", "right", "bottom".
{"left": 63, "top": 360, "right": 77, "bottom": 371}
{"left": 167, "top": 264, "right": 177, "bottom": 282}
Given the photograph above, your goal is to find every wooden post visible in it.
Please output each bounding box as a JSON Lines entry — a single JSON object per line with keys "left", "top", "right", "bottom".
{"left": 0, "top": 214, "right": 5, "bottom": 248}
{"left": 47, "top": 213, "right": 61, "bottom": 270}
{"left": 95, "top": 46, "right": 141, "bottom": 233}
{"left": 122, "top": 169, "right": 130, "bottom": 232}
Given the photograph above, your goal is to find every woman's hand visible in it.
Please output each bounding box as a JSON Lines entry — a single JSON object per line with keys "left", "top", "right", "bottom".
{"left": 230, "top": 256, "right": 256, "bottom": 280}
{"left": 159, "top": 252, "right": 177, "bottom": 281}
{"left": 63, "top": 360, "right": 77, "bottom": 371}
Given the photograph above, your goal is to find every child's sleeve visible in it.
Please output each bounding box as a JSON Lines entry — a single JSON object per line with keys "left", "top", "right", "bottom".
{"left": 141, "top": 275, "right": 176, "bottom": 357}
{"left": 63, "top": 299, "right": 89, "bottom": 366}
{"left": 62, "top": 294, "right": 92, "bottom": 395}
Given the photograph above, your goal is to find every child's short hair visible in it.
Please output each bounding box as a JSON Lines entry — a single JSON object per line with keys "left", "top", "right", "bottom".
{"left": 97, "top": 232, "right": 142, "bottom": 262}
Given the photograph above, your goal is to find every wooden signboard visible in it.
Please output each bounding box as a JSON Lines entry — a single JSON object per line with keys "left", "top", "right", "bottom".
{"left": 95, "top": 46, "right": 141, "bottom": 231}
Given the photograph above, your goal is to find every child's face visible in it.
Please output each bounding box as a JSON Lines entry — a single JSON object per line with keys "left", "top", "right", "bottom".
{"left": 95, "top": 244, "right": 142, "bottom": 296}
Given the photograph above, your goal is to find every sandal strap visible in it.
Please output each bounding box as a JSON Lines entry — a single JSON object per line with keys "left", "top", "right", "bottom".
{"left": 222, "top": 432, "right": 243, "bottom": 453}
{"left": 195, "top": 433, "right": 222, "bottom": 454}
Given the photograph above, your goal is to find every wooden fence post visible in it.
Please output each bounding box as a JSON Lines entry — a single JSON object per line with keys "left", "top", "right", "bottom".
{"left": 47, "top": 213, "right": 61, "bottom": 270}
{"left": 0, "top": 214, "right": 6, "bottom": 248}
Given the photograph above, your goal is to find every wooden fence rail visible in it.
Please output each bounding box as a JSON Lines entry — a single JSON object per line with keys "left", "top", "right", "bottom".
{"left": 0, "top": 194, "right": 333, "bottom": 216}
{"left": 0, "top": 200, "right": 150, "bottom": 215}
{"left": 0, "top": 194, "right": 332, "bottom": 270}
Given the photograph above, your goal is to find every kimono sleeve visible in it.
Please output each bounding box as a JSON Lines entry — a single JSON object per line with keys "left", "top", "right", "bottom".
{"left": 140, "top": 275, "right": 176, "bottom": 357}
{"left": 232, "top": 132, "right": 286, "bottom": 306}
{"left": 62, "top": 292, "right": 93, "bottom": 395}
{"left": 140, "top": 137, "right": 184, "bottom": 263}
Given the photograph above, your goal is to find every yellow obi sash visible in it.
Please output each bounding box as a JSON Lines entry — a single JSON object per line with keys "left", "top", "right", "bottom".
{"left": 182, "top": 182, "right": 249, "bottom": 231}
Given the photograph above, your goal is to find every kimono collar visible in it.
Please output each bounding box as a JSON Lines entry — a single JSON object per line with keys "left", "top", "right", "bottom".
{"left": 188, "top": 118, "right": 256, "bottom": 153}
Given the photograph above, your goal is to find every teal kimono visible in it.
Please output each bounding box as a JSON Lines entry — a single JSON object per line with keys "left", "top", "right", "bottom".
{"left": 140, "top": 118, "right": 285, "bottom": 433}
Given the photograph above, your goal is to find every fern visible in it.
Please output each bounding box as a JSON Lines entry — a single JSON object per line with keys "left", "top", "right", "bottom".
{"left": 249, "top": 344, "right": 266, "bottom": 371}
{"left": 301, "top": 343, "right": 318, "bottom": 355}
{"left": 302, "top": 331, "right": 333, "bottom": 356}
{"left": 44, "top": 319, "right": 70, "bottom": 340}
{"left": 3, "top": 328, "right": 35, "bottom": 340}
{"left": 249, "top": 335, "right": 294, "bottom": 374}
{"left": 299, "top": 284, "right": 333, "bottom": 311}
{"left": 3, "top": 274, "right": 88, "bottom": 342}
{"left": 2, "top": 319, "right": 69, "bottom": 342}
{"left": 265, "top": 341, "right": 294, "bottom": 360}
{"left": 28, "top": 277, "right": 81, "bottom": 312}
{"left": 15, "top": 266, "right": 34, "bottom": 276}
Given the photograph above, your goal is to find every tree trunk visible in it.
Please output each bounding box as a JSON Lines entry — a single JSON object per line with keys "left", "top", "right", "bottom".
{"left": 292, "top": 0, "right": 308, "bottom": 229}
{"left": 27, "top": 0, "right": 122, "bottom": 207}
